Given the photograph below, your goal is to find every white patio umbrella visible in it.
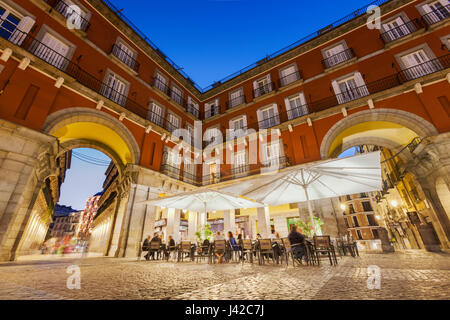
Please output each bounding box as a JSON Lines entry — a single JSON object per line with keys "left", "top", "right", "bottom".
{"left": 220, "top": 152, "right": 382, "bottom": 234}
{"left": 141, "top": 188, "right": 265, "bottom": 215}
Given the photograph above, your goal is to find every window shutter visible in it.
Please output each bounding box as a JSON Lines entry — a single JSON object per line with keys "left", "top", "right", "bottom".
{"left": 299, "top": 92, "right": 307, "bottom": 106}
{"left": 284, "top": 97, "right": 291, "bottom": 111}
{"left": 10, "top": 16, "right": 35, "bottom": 45}
{"left": 354, "top": 72, "right": 365, "bottom": 87}
{"left": 331, "top": 80, "right": 341, "bottom": 95}
{"left": 272, "top": 103, "right": 279, "bottom": 116}
{"left": 243, "top": 115, "right": 248, "bottom": 127}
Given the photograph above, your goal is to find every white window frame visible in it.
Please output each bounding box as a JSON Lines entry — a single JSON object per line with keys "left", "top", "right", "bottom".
{"left": 101, "top": 69, "right": 130, "bottom": 106}
{"left": 232, "top": 150, "right": 249, "bottom": 177}
{"left": 253, "top": 74, "right": 273, "bottom": 97}
{"left": 394, "top": 44, "right": 439, "bottom": 80}
{"left": 229, "top": 87, "right": 244, "bottom": 108}
{"left": 228, "top": 115, "right": 247, "bottom": 140}
{"left": 0, "top": 0, "right": 35, "bottom": 45}
{"left": 113, "top": 37, "right": 137, "bottom": 69}
{"left": 284, "top": 92, "right": 308, "bottom": 120}
{"left": 154, "top": 71, "right": 168, "bottom": 93}
{"left": 321, "top": 40, "right": 351, "bottom": 68}
{"left": 331, "top": 71, "right": 369, "bottom": 104}
{"left": 205, "top": 99, "right": 219, "bottom": 119}
{"left": 171, "top": 84, "right": 183, "bottom": 105}
{"left": 204, "top": 124, "right": 222, "bottom": 147}
{"left": 440, "top": 34, "right": 450, "bottom": 50}
{"left": 416, "top": 0, "right": 450, "bottom": 24}
{"left": 166, "top": 111, "right": 181, "bottom": 131}
{"left": 148, "top": 102, "right": 165, "bottom": 127}
{"left": 380, "top": 13, "right": 414, "bottom": 42}
{"left": 257, "top": 104, "right": 280, "bottom": 129}
{"left": 279, "top": 63, "right": 299, "bottom": 87}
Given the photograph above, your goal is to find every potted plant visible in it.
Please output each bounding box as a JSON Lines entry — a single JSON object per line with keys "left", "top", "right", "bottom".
{"left": 195, "top": 224, "right": 213, "bottom": 243}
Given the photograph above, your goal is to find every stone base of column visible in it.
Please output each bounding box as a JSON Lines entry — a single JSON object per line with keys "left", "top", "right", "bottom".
{"left": 418, "top": 224, "right": 442, "bottom": 252}
{"left": 378, "top": 228, "right": 395, "bottom": 253}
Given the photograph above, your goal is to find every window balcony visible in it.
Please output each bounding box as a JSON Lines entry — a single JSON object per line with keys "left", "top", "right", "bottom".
{"left": 100, "top": 84, "right": 126, "bottom": 106}
{"left": 205, "top": 105, "right": 221, "bottom": 119}
{"left": 161, "top": 164, "right": 181, "bottom": 180}
{"left": 165, "top": 121, "right": 179, "bottom": 133}
{"left": 231, "top": 165, "right": 250, "bottom": 178}
{"left": 278, "top": 70, "right": 302, "bottom": 88}
{"left": 253, "top": 82, "right": 275, "bottom": 98}
{"left": 336, "top": 85, "right": 370, "bottom": 104}
{"left": 187, "top": 103, "right": 199, "bottom": 118}
{"left": 422, "top": 5, "right": 450, "bottom": 26}
{"left": 259, "top": 115, "right": 280, "bottom": 130}
{"left": 170, "top": 90, "right": 185, "bottom": 107}
{"left": 146, "top": 110, "right": 164, "bottom": 127}
{"left": 226, "top": 94, "right": 246, "bottom": 110}
{"left": 261, "top": 156, "right": 290, "bottom": 171}
{"left": 111, "top": 43, "right": 140, "bottom": 72}
{"left": 227, "top": 127, "right": 249, "bottom": 140}
{"left": 44, "top": 0, "right": 90, "bottom": 32}
{"left": 399, "top": 57, "right": 447, "bottom": 81}
{"left": 286, "top": 104, "right": 309, "bottom": 120}
{"left": 322, "top": 48, "right": 355, "bottom": 69}
{"left": 152, "top": 77, "right": 170, "bottom": 95}
{"left": 380, "top": 20, "right": 422, "bottom": 44}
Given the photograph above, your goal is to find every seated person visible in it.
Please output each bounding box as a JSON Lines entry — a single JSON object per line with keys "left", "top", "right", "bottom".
{"left": 288, "top": 225, "right": 307, "bottom": 263}
{"left": 213, "top": 231, "right": 225, "bottom": 263}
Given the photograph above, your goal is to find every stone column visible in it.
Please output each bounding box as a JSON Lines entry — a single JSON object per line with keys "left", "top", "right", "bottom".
{"left": 223, "top": 210, "right": 236, "bottom": 236}
{"left": 167, "top": 208, "right": 181, "bottom": 243}
{"left": 0, "top": 120, "right": 58, "bottom": 261}
{"left": 188, "top": 212, "right": 198, "bottom": 241}
{"left": 257, "top": 206, "right": 271, "bottom": 239}
{"left": 273, "top": 216, "right": 289, "bottom": 238}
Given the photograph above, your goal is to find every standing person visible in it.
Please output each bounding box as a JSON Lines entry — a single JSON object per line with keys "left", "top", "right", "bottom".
{"left": 227, "top": 231, "right": 239, "bottom": 261}
{"left": 288, "top": 225, "right": 307, "bottom": 264}
{"left": 143, "top": 235, "right": 151, "bottom": 261}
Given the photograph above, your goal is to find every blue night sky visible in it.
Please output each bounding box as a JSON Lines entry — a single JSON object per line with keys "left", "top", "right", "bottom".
{"left": 59, "top": 0, "right": 371, "bottom": 209}
{"left": 107, "top": 0, "right": 374, "bottom": 88}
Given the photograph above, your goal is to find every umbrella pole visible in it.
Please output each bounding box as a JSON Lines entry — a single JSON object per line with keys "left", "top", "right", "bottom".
{"left": 303, "top": 186, "right": 316, "bottom": 236}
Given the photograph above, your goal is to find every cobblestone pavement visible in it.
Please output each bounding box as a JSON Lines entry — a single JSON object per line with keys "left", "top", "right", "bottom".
{"left": 0, "top": 250, "right": 449, "bottom": 300}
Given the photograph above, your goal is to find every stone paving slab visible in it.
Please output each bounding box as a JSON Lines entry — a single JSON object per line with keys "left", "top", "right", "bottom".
{"left": 0, "top": 251, "right": 449, "bottom": 300}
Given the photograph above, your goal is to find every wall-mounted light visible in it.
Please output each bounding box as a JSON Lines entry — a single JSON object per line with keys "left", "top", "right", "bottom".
{"left": 391, "top": 200, "right": 398, "bottom": 208}
{"left": 340, "top": 204, "right": 347, "bottom": 211}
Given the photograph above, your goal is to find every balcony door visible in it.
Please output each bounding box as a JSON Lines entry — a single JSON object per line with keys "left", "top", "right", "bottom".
{"left": 149, "top": 103, "right": 164, "bottom": 126}
{"left": 0, "top": 3, "right": 34, "bottom": 45}
{"left": 324, "top": 44, "right": 346, "bottom": 67}
{"left": 167, "top": 112, "right": 180, "bottom": 131}
{"left": 116, "top": 41, "right": 135, "bottom": 67}
{"left": 155, "top": 73, "right": 168, "bottom": 92}
{"left": 280, "top": 66, "right": 297, "bottom": 86}
{"left": 34, "top": 32, "right": 70, "bottom": 70}
{"left": 259, "top": 106, "right": 278, "bottom": 129}
{"left": 102, "top": 72, "right": 127, "bottom": 106}
{"left": 265, "top": 143, "right": 281, "bottom": 168}
{"left": 285, "top": 93, "right": 308, "bottom": 120}
{"left": 382, "top": 17, "right": 411, "bottom": 41}
{"left": 422, "top": 1, "right": 450, "bottom": 24}
{"left": 401, "top": 49, "right": 437, "bottom": 79}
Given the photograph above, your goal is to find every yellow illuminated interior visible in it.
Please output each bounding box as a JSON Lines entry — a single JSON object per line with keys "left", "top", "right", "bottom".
{"left": 329, "top": 121, "right": 418, "bottom": 157}
{"left": 51, "top": 122, "right": 133, "bottom": 165}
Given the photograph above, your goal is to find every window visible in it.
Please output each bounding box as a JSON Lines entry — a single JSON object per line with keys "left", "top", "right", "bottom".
{"left": 171, "top": 85, "right": 183, "bottom": 105}
{"left": 253, "top": 75, "right": 273, "bottom": 97}
{"left": 204, "top": 125, "right": 221, "bottom": 146}
{"left": 323, "top": 43, "right": 352, "bottom": 68}
{"left": 101, "top": 71, "right": 128, "bottom": 106}
{"left": 187, "top": 96, "right": 199, "bottom": 117}
{"left": 279, "top": 65, "right": 300, "bottom": 87}
{"left": 263, "top": 142, "right": 282, "bottom": 168}
{"left": 0, "top": 3, "right": 34, "bottom": 45}
{"left": 233, "top": 151, "right": 248, "bottom": 176}
{"left": 163, "top": 147, "right": 181, "bottom": 169}
{"left": 186, "top": 124, "right": 194, "bottom": 145}
{"left": 258, "top": 104, "right": 280, "bottom": 129}
{"left": 356, "top": 230, "right": 363, "bottom": 240}
{"left": 372, "top": 229, "right": 380, "bottom": 239}
{"left": 166, "top": 112, "right": 180, "bottom": 132}
{"left": 113, "top": 39, "right": 138, "bottom": 70}
{"left": 154, "top": 72, "right": 168, "bottom": 93}
{"left": 284, "top": 93, "right": 308, "bottom": 120}
{"left": 228, "top": 116, "right": 247, "bottom": 139}
{"left": 381, "top": 16, "right": 415, "bottom": 42}
{"left": 362, "top": 201, "right": 373, "bottom": 212}
{"left": 367, "top": 214, "right": 378, "bottom": 227}
{"left": 228, "top": 88, "right": 245, "bottom": 108}
{"left": 54, "top": 0, "right": 90, "bottom": 31}
{"left": 421, "top": 0, "right": 450, "bottom": 25}
{"left": 352, "top": 216, "right": 360, "bottom": 228}
{"left": 400, "top": 49, "right": 438, "bottom": 80}
{"left": 148, "top": 103, "right": 164, "bottom": 127}
{"left": 349, "top": 204, "right": 356, "bottom": 214}
{"left": 332, "top": 72, "right": 369, "bottom": 104}
{"left": 205, "top": 99, "right": 219, "bottom": 119}
{"left": 32, "top": 32, "right": 71, "bottom": 70}
{"left": 183, "top": 157, "right": 196, "bottom": 182}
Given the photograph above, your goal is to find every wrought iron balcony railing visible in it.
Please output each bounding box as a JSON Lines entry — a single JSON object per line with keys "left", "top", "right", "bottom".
{"left": 205, "top": 105, "right": 221, "bottom": 119}
{"left": 286, "top": 104, "right": 309, "bottom": 121}
{"left": 146, "top": 110, "right": 164, "bottom": 127}
{"left": 187, "top": 103, "right": 200, "bottom": 118}
{"left": 253, "top": 82, "right": 275, "bottom": 98}
{"left": 259, "top": 114, "right": 281, "bottom": 130}
{"left": 322, "top": 48, "right": 355, "bottom": 69}
{"left": 421, "top": 5, "right": 450, "bottom": 26}
{"left": 278, "top": 70, "right": 302, "bottom": 88}
{"left": 161, "top": 164, "right": 181, "bottom": 180}
{"left": 165, "top": 121, "right": 180, "bottom": 133}
{"left": 111, "top": 43, "right": 140, "bottom": 72}
{"left": 44, "top": 0, "right": 90, "bottom": 32}
{"left": 380, "top": 19, "right": 422, "bottom": 44}
{"left": 226, "top": 94, "right": 246, "bottom": 110}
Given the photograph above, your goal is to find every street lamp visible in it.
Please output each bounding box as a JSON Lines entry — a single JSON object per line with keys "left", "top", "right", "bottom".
{"left": 391, "top": 200, "right": 398, "bottom": 208}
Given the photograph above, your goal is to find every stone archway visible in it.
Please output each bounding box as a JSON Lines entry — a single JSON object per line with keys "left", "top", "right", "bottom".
{"left": 320, "top": 108, "right": 439, "bottom": 160}
{"left": 436, "top": 177, "right": 450, "bottom": 224}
